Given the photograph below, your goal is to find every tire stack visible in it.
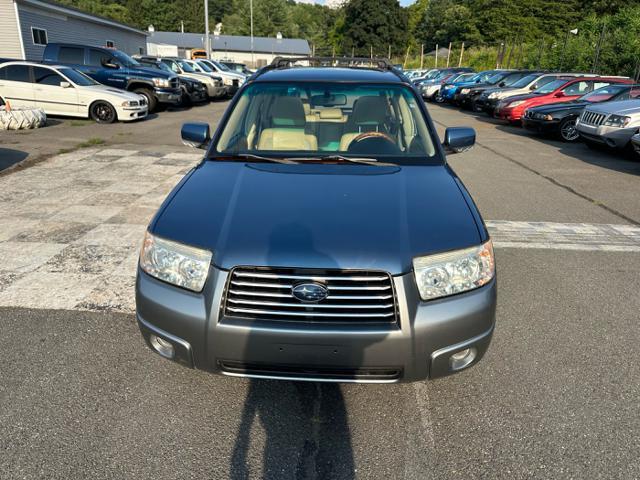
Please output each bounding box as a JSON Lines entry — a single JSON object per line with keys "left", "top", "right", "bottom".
{"left": 0, "top": 106, "right": 47, "bottom": 130}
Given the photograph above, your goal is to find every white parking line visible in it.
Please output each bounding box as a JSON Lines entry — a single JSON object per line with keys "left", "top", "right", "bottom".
{"left": 487, "top": 221, "right": 640, "bottom": 252}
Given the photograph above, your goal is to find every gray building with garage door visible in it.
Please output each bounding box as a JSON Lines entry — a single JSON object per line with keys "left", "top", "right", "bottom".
{"left": 0, "top": 0, "right": 146, "bottom": 61}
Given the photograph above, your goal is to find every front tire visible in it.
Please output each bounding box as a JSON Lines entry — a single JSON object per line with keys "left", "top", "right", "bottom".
{"left": 559, "top": 117, "right": 579, "bottom": 142}
{"left": 435, "top": 90, "right": 445, "bottom": 103}
{"left": 133, "top": 88, "right": 157, "bottom": 113}
{"left": 89, "top": 101, "right": 117, "bottom": 124}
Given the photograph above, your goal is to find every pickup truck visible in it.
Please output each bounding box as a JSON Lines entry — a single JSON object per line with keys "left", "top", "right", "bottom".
{"left": 43, "top": 43, "right": 181, "bottom": 112}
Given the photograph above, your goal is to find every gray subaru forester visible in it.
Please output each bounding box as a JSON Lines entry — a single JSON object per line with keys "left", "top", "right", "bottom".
{"left": 136, "top": 58, "right": 496, "bottom": 383}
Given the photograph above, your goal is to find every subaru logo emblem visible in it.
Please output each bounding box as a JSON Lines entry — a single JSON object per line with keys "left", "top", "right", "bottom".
{"left": 292, "top": 282, "right": 329, "bottom": 303}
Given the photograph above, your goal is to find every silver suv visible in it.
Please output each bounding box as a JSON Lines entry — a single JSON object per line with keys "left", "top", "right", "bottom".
{"left": 576, "top": 99, "right": 640, "bottom": 149}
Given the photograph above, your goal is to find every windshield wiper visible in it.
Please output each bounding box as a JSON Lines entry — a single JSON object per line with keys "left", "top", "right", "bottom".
{"left": 284, "top": 155, "right": 394, "bottom": 166}
{"left": 223, "top": 153, "right": 296, "bottom": 164}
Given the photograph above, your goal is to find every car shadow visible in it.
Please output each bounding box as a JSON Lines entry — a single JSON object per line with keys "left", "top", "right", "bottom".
{"left": 229, "top": 222, "right": 391, "bottom": 479}
{"left": 0, "top": 147, "right": 28, "bottom": 171}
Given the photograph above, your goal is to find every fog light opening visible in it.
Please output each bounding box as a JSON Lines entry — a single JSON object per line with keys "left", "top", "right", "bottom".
{"left": 150, "top": 334, "right": 175, "bottom": 359}
{"left": 449, "top": 347, "right": 477, "bottom": 371}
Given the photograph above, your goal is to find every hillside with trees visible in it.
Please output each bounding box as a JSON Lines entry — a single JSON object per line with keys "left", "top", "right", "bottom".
{"left": 58, "top": 0, "right": 640, "bottom": 77}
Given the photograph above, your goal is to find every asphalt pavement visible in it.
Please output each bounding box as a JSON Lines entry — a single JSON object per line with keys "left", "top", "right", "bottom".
{"left": 1, "top": 103, "right": 639, "bottom": 479}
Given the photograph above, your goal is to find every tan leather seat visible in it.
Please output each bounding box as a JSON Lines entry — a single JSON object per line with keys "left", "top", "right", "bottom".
{"left": 257, "top": 97, "right": 317, "bottom": 150}
{"left": 339, "top": 96, "right": 391, "bottom": 151}
{"left": 318, "top": 108, "right": 346, "bottom": 123}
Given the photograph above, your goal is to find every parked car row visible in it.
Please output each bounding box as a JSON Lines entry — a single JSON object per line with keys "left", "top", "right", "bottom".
{"left": 0, "top": 43, "right": 251, "bottom": 124}
{"left": 412, "top": 66, "right": 640, "bottom": 156}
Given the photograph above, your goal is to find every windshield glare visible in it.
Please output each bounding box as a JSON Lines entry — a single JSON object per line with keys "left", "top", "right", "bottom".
{"left": 112, "top": 50, "right": 140, "bottom": 67}
{"left": 213, "top": 61, "right": 230, "bottom": 72}
{"left": 60, "top": 68, "right": 98, "bottom": 86}
{"left": 536, "top": 79, "right": 568, "bottom": 94}
{"left": 580, "top": 85, "right": 627, "bottom": 102}
{"left": 214, "top": 83, "right": 436, "bottom": 162}
{"left": 511, "top": 74, "right": 540, "bottom": 88}
{"left": 178, "top": 60, "right": 196, "bottom": 72}
{"left": 197, "top": 61, "right": 213, "bottom": 72}
{"left": 487, "top": 73, "right": 508, "bottom": 85}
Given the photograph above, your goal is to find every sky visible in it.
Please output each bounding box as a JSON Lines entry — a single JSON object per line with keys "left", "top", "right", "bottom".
{"left": 296, "top": 0, "right": 416, "bottom": 6}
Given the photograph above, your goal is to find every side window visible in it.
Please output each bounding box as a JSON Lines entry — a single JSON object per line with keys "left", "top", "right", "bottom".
{"left": 31, "top": 27, "right": 48, "bottom": 46}
{"left": 4, "top": 65, "right": 31, "bottom": 83}
{"left": 59, "top": 47, "right": 84, "bottom": 64}
{"left": 88, "top": 49, "right": 111, "bottom": 67}
{"left": 592, "top": 81, "right": 611, "bottom": 90}
{"left": 563, "top": 81, "right": 590, "bottom": 95}
{"left": 33, "top": 67, "right": 64, "bottom": 86}
{"left": 532, "top": 76, "right": 555, "bottom": 89}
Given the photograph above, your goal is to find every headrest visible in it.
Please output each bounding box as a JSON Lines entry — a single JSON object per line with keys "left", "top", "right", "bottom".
{"left": 351, "top": 96, "right": 390, "bottom": 125}
{"left": 319, "top": 108, "right": 344, "bottom": 120}
{"left": 270, "top": 96, "right": 306, "bottom": 128}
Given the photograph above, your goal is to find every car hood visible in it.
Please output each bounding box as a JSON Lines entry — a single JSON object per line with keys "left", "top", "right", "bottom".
{"left": 152, "top": 161, "right": 483, "bottom": 274}
{"left": 130, "top": 66, "right": 175, "bottom": 79}
{"left": 530, "top": 101, "right": 588, "bottom": 114}
{"left": 585, "top": 98, "right": 640, "bottom": 115}
{"left": 84, "top": 84, "right": 141, "bottom": 100}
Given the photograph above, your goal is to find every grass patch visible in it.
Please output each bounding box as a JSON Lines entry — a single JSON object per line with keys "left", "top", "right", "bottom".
{"left": 56, "top": 137, "right": 106, "bottom": 155}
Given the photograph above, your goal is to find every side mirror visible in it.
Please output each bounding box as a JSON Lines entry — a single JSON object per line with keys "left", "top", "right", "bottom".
{"left": 555, "top": 91, "right": 565, "bottom": 98}
{"left": 101, "top": 58, "right": 119, "bottom": 69}
{"left": 443, "top": 127, "right": 476, "bottom": 154}
{"left": 181, "top": 122, "right": 210, "bottom": 149}
{"left": 530, "top": 85, "right": 536, "bottom": 90}
{"left": 498, "top": 81, "right": 506, "bottom": 87}
{"left": 60, "top": 81, "right": 72, "bottom": 88}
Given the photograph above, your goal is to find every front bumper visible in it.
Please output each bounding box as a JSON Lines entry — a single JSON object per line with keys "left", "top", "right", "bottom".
{"left": 522, "top": 117, "right": 560, "bottom": 134}
{"left": 136, "top": 267, "right": 497, "bottom": 383}
{"left": 155, "top": 88, "right": 182, "bottom": 105}
{"left": 208, "top": 85, "right": 227, "bottom": 98}
{"left": 576, "top": 122, "right": 637, "bottom": 148}
{"left": 475, "top": 97, "right": 498, "bottom": 114}
{"left": 495, "top": 106, "right": 525, "bottom": 122}
{"left": 188, "top": 87, "right": 209, "bottom": 103}
{"left": 116, "top": 105, "right": 148, "bottom": 121}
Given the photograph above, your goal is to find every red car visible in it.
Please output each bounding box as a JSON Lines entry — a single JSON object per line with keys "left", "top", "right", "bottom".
{"left": 494, "top": 76, "right": 633, "bottom": 123}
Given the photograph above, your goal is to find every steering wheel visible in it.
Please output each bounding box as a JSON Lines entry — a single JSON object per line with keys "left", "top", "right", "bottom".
{"left": 348, "top": 131, "right": 400, "bottom": 154}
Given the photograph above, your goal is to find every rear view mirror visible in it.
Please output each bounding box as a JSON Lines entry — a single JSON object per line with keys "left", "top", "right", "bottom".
{"left": 60, "top": 81, "right": 71, "bottom": 88}
{"left": 443, "top": 127, "right": 476, "bottom": 154}
{"left": 311, "top": 93, "right": 347, "bottom": 107}
{"left": 181, "top": 122, "right": 210, "bottom": 149}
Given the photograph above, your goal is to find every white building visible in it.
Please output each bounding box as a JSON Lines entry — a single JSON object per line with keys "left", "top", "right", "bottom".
{"left": 147, "top": 30, "right": 311, "bottom": 68}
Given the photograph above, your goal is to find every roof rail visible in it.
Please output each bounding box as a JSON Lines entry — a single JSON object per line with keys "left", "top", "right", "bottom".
{"left": 270, "top": 56, "right": 395, "bottom": 70}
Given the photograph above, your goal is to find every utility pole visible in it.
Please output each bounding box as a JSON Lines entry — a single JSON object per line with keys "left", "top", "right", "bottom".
{"left": 446, "top": 42, "right": 451, "bottom": 67}
{"left": 420, "top": 44, "right": 424, "bottom": 69}
{"left": 458, "top": 42, "right": 464, "bottom": 67}
{"left": 370, "top": 45, "right": 373, "bottom": 60}
{"left": 592, "top": 23, "right": 606, "bottom": 74}
{"left": 250, "top": 0, "right": 254, "bottom": 67}
{"left": 388, "top": 44, "right": 391, "bottom": 60}
{"left": 403, "top": 45, "right": 410, "bottom": 69}
{"left": 435, "top": 43, "right": 438, "bottom": 68}
{"left": 204, "top": 0, "right": 210, "bottom": 59}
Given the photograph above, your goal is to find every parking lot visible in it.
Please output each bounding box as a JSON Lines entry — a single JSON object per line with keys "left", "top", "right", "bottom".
{"left": 1, "top": 101, "right": 639, "bottom": 479}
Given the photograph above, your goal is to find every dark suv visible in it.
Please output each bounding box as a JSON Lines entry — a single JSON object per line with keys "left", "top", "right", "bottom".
{"left": 43, "top": 43, "right": 181, "bottom": 112}
{"left": 135, "top": 58, "right": 496, "bottom": 383}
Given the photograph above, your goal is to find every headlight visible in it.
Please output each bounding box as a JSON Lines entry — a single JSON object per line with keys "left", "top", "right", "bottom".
{"left": 223, "top": 77, "right": 234, "bottom": 86}
{"left": 152, "top": 77, "right": 170, "bottom": 88}
{"left": 604, "top": 114, "right": 631, "bottom": 127}
{"left": 508, "top": 100, "right": 525, "bottom": 108}
{"left": 412, "top": 240, "right": 495, "bottom": 301}
{"left": 488, "top": 92, "right": 499, "bottom": 99}
{"left": 120, "top": 100, "right": 137, "bottom": 107}
{"left": 536, "top": 113, "right": 553, "bottom": 121}
{"left": 461, "top": 88, "right": 470, "bottom": 94}
{"left": 139, "top": 231, "right": 213, "bottom": 292}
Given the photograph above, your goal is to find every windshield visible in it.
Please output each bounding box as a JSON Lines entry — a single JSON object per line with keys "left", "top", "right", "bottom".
{"left": 452, "top": 73, "right": 474, "bottom": 83}
{"left": 178, "top": 60, "right": 196, "bottom": 72}
{"left": 580, "top": 85, "right": 629, "bottom": 102}
{"left": 511, "top": 74, "right": 540, "bottom": 88}
{"left": 214, "top": 82, "right": 436, "bottom": 163}
{"left": 60, "top": 68, "right": 98, "bottom": 86}
{"left": 213, "top": 61, "right": 231, "bottom": 72}
{"left": 486, "top": 72, "right": 509, "bottom": 85}
{"left": 154, "top": 62, "right": 173, "bottom": 73}
{"left": 111, "top": 50, "right": 140, "bottom": 68}
{"left": 535, "top": 79, "right": 569, "bottom": 94}
{"left": 197, "top": 61, "right": 213, "bottom": 72}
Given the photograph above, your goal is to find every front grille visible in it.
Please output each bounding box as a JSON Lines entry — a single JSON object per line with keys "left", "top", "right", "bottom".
{"left": 232, "top": 78, "right": 239, "bottom": 87}
{"left": 219, "top": 361, "right": 401, "bottom": 381}
{"left": 170, "top": 78, "right": 180, "bottom": 89}
{"left": 223, "top": 267, "right": 398, "bottom": 324}
{"left": 581, "top": 110, "right": 607, "bottom": 126}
